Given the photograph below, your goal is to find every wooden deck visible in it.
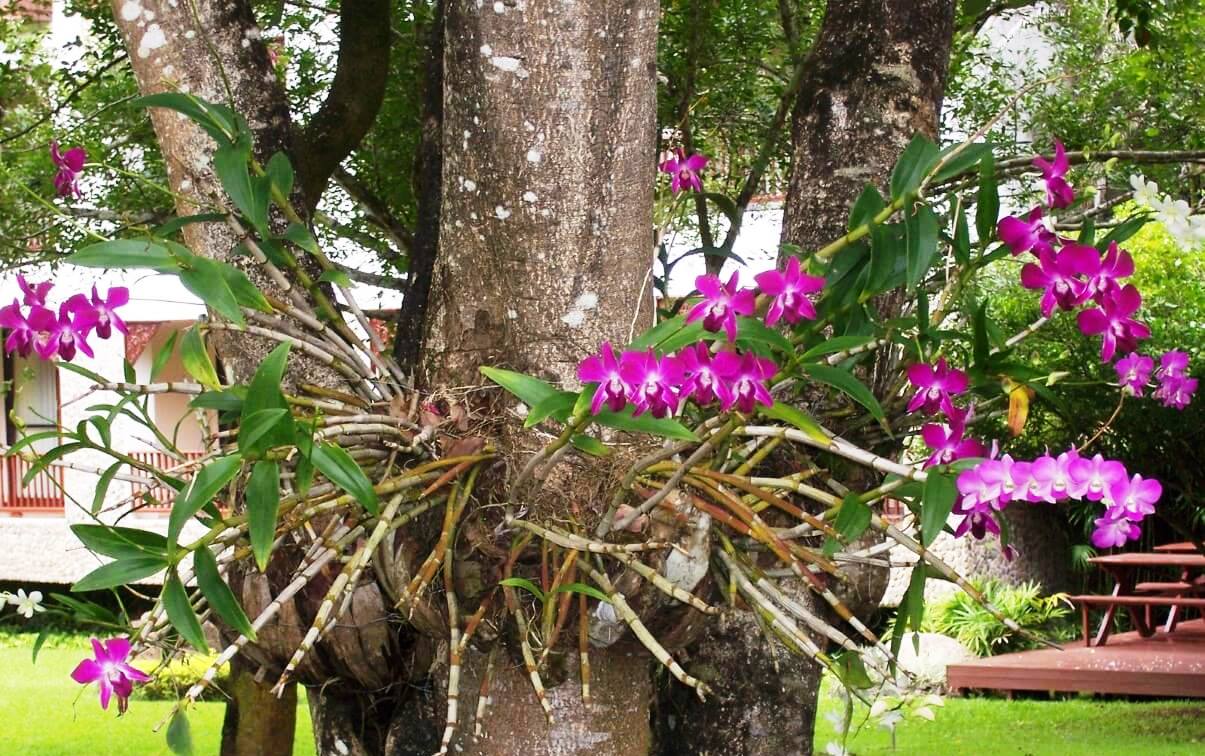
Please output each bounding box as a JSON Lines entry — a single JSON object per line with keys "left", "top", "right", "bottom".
{"left": 947, "top": 618, "right": 1205, "bottom": 698}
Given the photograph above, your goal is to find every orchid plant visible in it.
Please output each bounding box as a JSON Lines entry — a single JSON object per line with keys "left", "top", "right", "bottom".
{"left": 5, "top": 92, "right": 1199, "bottom": 754}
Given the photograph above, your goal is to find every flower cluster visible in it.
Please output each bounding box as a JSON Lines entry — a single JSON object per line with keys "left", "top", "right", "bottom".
{"left": 907, "top": 358, "right": 988, "bottom": 469}
{"left": 51, "top": 141, "right": 87, "bottom": 198}
{"left": 955, "top": 448, "right": 1160, "bottom": 549}
{"left": 1114, "top": 349, "right": 1195, "bottom": 409}
{"left": 0, "top": 588, "right": 44, "bottom": 619}
{"left": 658, "top": 148, "right": 708, "bottom": 194}
{"left": 1129, "top": 173, "right": 1205, "bottom": 250}
{"left": 71, "top": 637, "right": 150, "bottom": 714}
{"left": 0, "top": 275, "right": 128, "bottom": 361}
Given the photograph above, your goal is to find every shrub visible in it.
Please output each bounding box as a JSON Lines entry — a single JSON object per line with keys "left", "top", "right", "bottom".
{"left": 922, "top": 580, "right": 1076, "bottom": 656}
{"left": 131, "top": 654, "right": 230, "bottom": 702}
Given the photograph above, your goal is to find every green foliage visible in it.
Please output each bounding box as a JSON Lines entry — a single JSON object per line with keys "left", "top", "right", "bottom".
{"left": 132, "top": 654, "right": 231, "bottom": 703}
{"left": 923, "top": 580, "right": 1076, "bottom": 656}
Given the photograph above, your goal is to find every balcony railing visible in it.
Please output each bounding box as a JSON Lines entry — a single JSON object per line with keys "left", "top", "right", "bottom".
{"left": 128, "top": 450, "right": 207, "bottom": 514}
{"left": 1, "top": 455, "right": 65, "bottom": 514}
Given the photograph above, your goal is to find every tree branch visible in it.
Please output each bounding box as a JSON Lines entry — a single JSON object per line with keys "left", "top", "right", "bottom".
{"left": 332, "top": 168, "right": 414, "bottom": 254}
{"left": 294, "top": 0, "right": 392, "bottom": 210}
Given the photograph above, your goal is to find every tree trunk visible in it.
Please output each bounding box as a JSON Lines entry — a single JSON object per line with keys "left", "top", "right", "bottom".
{"left": 659, "top": 3, "right": 957, "bottom": 755}
{"left": 220, "top": 657, "right": 298, "bottom": 756}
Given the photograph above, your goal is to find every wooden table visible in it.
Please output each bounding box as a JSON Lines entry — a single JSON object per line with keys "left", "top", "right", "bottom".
{"left": 1085, "top": 553, "right": 1205, "bottom": 645}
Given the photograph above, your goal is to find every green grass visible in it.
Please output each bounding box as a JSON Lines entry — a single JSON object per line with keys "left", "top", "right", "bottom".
{"left": 814, "top": 678, "right": 1205, "bottom": 755}
{"left": 0, "top": 639, "right": 316, "bottom": 756}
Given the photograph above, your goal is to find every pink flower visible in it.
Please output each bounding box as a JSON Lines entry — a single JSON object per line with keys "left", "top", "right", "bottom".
{"left": 713, "top": 351, "right": 776, "bottom": 414}
{"left": 1114, "top": 352, "right": 1154, "bottom": 396}
{"left": 1076, "top": 284, "right": 1150, "bottom": 363}
{"left": 1083, "top": 242, "right": 1134, "bottom": 302}
{"left": 920, "top": 404, "right": 986, "bottom": 468}
{"left": 659, "top": 148, "right": 708, "bottom": 194}
{"left": 1069, "top": 453, "right": 1128, "bottom": 502}
{"left": 1154, "top": 374, "right": 1197, "bottom": 410}
{"left": 754, "top": 256, "right": 824, "bottom": 326}
{"left": 1033, "top": 139, "right": 1074, "bottom": 209}
{"left": 50, "top": 140, "right": 87, "bottom": 198}
{"left": 0, "top": 299, "right": 35, "bottom": 357}
{"left": 1019, "top": 244, "right": 1098, "bottom": 318}
{"left": 75, "top": 285, "right": 129, "bottom": 339}
{"left": 70, "top": 637, "right": 150, "bottom": 713}
{"left": 1091, "top": 510, "right": 1141, "bottom": 549}
{"left": 1048, "top": 447, "right": 1088, "bottom": 500}
{"left": 17, "top": 274, "right": 52, "bottom": 307}
{"left": 997, "top": 207, "right": 1056, "bottom": 257}
{"left": 906, "top": 357, "right": 969, "bottom": 415}
{"left": 676, "top": 342, "right": 732, "bottom": 407}
{"left": 578, "top": 342, "right": 632, "bottom": 414}
{"left": 1159, "top": 350, "right": 1190, "bottom": 379}
{"left": 686, "top": 272, "right": 756, "bottom": 342}
{"left": 32, "top": 302, "right": 96, "bottom": 361}
{"left": 1108, "top": 473, "right": 1161, "bottom": 521}
{"left": 619, "top": 349, "right": 684, "bottom": 418}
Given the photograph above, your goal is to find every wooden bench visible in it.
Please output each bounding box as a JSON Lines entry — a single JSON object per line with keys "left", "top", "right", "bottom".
{"left": 1071, "top": 595, "right": 1205, "bottom": 646}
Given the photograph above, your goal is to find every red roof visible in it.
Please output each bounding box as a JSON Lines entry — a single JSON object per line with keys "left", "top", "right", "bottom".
{"left": 3, "top": 0, "right": 52, "bottom": 23}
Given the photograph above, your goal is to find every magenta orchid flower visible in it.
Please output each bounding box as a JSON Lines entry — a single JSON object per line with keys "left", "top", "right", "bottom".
{"left": 686, "top": 272, "right": 756, "bottom": 342}
{"left": 17, "top": 274, "right": 52, "bottom": 307}
{"left": 1033, "top": 139, "right": 1074, "bottom": 208}
{"left": 1019, "top": 244, "right": 1098, "bottom": 317}
{"left": 70, "top": 637, "right": 150, "bottom": 713}
{"left": 906, "top": 357, "right": 969, "bottom": 415}
{"left": 997, "top": 206, "right": 1056, "bottom": 257}
{"left": 0, "top": 299, "right": 35, "bottom": 357}
{"left": 75, "top": 285, "right": 129, "bottom": 339}
{"left": 50, "top": 141, "right": 87, "bottom": 198}
{"left": 1154, "top": 374, "right": 1197, "bottom": 410}
{"left": 1159, "top": 350, "right": 1189, "bottom": 379}
{"left": 1091, "top": 511, "right": 1141, "bottom": 549}
{"left": 32, "top": 302, "right": 97, "bottom": 361}
{"left": 578, "top": 342, "right": 633, "bottom": 414}
{"left": 1083, "top": 242, "right": 1134, "bottom": 301}
{"left": 754, "top": 256, "right": 825, "bottom": 326}
{"left": 676, "top": 342, "right": 732, "bottom": 407}
{"left": 1069, "top": 453, "right": 1128, "bottom": 502}
{"left": 922, "top": 422, "right": 987, "bottom": 468}
{"left": 713, "top": 351, "right": 776, "bottom": 414}
{"left": 1076, "top": 284, "right": 1150, "bottom": 363}
{"left": 1108, "top": 473, "right": 1162, "bottom": 521}
{"left": 659, "top": 148, "right": 708, "bottom": 194}
{"left": 619, "top": 349, "right": 683, "bottom": 418}
{"left": 1114, "top": 352, "right": 1154, "bottom": 396}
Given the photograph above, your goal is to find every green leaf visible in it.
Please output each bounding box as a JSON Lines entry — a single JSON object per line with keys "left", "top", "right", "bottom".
{"left": 194, "top": 545, "right": 256, "bottom": 640}
{"left": 905, "top": 203, "right": 940, "bottom": 290}
{"left": 891, "top": 564, "right": 929, "bottom": 660}
{"left": 655, "top": 321, "right": 710, "bottom": 353}
{"left": 150, "top": 330, "right": 179, "bottom": 383}
{"left": 499, "top": 576, "right": 545, "bottom": 603}
{"left": 551, "top": 582, "right": 612, "bottom": 604}
{"left": 91, "top": 462, "right": 123, "bottom": 514}
{"left": 931, "top": 142, "right": 992, "bottom": 184}
{"left": 239, "top": 343, "right": 292, "bottom": 457}
{"left": 218, "top": 262, "right": 272, "bottom": 312}
{"left": 824, "top": 494, "right": 871, "bottom": 556}
{"left": 1078, "top": 217, "right": 1096, "bottom": 245}
{"left": 163, "top": 571, "right": 208, "bottom": 652}
{"left": 237, "top": 409, "right": 290, "bottom": 453}
{"left": 1098, "top": 215, "right": 1150, "bottom": 249}
{"left": 282, "top": 223, "right": 320, "bottom": 254}
{"left": 801, "top": 335, "right": 880, "bottom": 362}
{"left": 32, "top": 627, "right": 50, "bottom": 664}
{"left": 972, "top": 300, "right": 990, "bottom": 368}
{"left": 591, "top": 407, "right": 697, "bottom": 441}
{"left": 214, "top": 140, "right": 271, "bottom": 234}
{"left": 890, "top": 134, "right": 940, "bottom": 200}
{"left": 265, "top": 152, "right": 294, "bottom": 197}
{"left": 167, "top": 710, "right": 195, "bottom": 756}
{"left": 133, "top": 92, "right": 238, "bottom": 146}
{"left": 189, "top": 390, "right": 245, "bottom": 412}
{"left": 180, "top": 256, "right": 245, "bottom": 326}
{"left": 759, "top": 402, "right": 828, "bottom": 443}
{"left": 153, "top": 212, "right": 227, "bottom": 239}
{"left": 952, "top": 203, "right": 971, "bottom": 266}
{"left": 834, "top": 651, "right": 875, "bottom": 690}
{"left": 247, "top": 460, "right": 281, "bottom": 572}
{"left": 975, "top": 153, "right": 999, "bottom": 246}
{"left": 317, "top": 268, "right": 351, "bottom": 287}
{"left": 525, "top": 391, "right": 578, "bottom": 427}
{"left": 700, "top": 192, "right": 740, "bottom": 226}
{"left": 479, "top": 366, "right": 558, "bottom": 408}
{"left": 800, "top": 364, "right": 886, "bottom": 423}
{"left": 71, "top": 524, "right": 169, "bottom": 560}
{"left": 180, "top": 325, "right": 221, "bottom": 390}
{"left": 628, "top": 315, "right": 687, "bottom": 351}
{"left": 312, "top": 443, "right": 379, "bottom": 515}
{"left": 570, "top": 434, "right": 611, "bottom": 457}
{"left": 921, "top": 472, "right": 957, "bottom": 547}
{"left": 849, "top": 185, "right": 886, "bottom": 231}
{"left": 69, "top": 239, "right": 179, "bottom": 272}
{"left": 72, "top": 556, "right": 166, "bottom": 592}
{"left": 169, "top": 455, "right": 243, "bottom": 547}
{"left": 734, "top": 317, "right": 793, "bottom": 354}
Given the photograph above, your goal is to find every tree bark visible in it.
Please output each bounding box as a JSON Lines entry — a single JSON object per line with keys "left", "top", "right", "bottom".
{"left": 660, "top": 3, "right": 957, "bottom": 755}
{"left": 220, "top": 657, "right": 298, "bottom": 756}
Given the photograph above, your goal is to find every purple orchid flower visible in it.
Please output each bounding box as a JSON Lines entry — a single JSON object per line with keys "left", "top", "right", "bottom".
{"left": 75, "top": 285, "right": 129, "bottom": 339}
{"left": 34, "top": 302, "right": 97, "bottom": 361}
{"left": 1083, "top": 242, "right": 1134, "bottom": 302}
{"left": 1048, "top": 447, "right": 1088, "bottom": 500}
{"left": 1091, "top": 510, "right": 1141, "bottom": 549}
{"left": 70, "top": 637, "right": 151, "bottom": 713}
{"left": 1154, "top": 374, "right": 1197, "bottom": 410}
{"left": 906, "top": 357, "right": 969, "bottom": 415}
{"left": 1018, "top": 453, "right": 1062, "bottom": 504}
{"left": 676, "top": 342, "right": 732, "bottom": 407}
{"left": 1019, "top": 244, "right": 1098, "bottom": 317}
{"left": 686, "top": 271, "right": 757, "bottom": 342}
{"left": 753, "top": 256, "right": 825, "bottom": 326}
{"left": 713, "top": 351, "right": 776, "bottom": 414}
{"left": 1114, "top": 352, "right": 1154, "bottom": 396}
{"left": 920, "top": 403, "right": 986, "bottom": 468}
{"left": 50, "top": 141, "right": 87, "bottom": 198}
{"left": 1159, "top": 350, "right": 1190, "bottom": 379}
{"left": 659, "top": 148, "right": 708, "bottom": 194}
{"left": 0, "top": 299, "right": 35, "bottom": 357}
{"left": 1108, "top": 473, "right": 1162, "bottom": 521}
{"left": 17, "top": 274, "right": 52, "bottom": 307}
{"left": 1069, "top": 453, "right": 1128, "bottom": 502}
{"left": 1033, "top": 139, "right": 1074, "bottom": 208}
{"left": 1076, "top": 284, "right": 1151, "bottom": 363}
{"left": 578, "top": 342, "right": 633, "bottom": 414}
{"left": 997, "top": 206, "right": 1056, "bottom": 257}
{"left": 619, "top": 348, "right": 684, "bottom": 418}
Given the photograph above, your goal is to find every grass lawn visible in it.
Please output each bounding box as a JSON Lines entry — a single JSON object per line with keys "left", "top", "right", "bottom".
{"left": 3, "top": 632, "right": 1203, "bottom": 755}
